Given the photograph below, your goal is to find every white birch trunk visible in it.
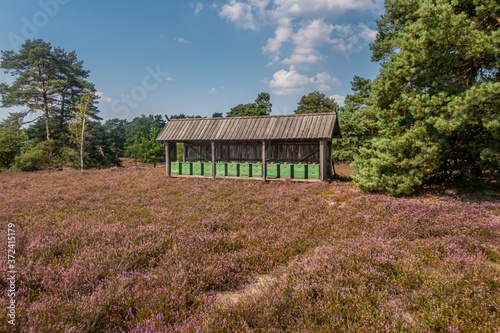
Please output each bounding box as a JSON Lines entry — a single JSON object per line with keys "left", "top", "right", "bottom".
{"left": 80, "top": 117, "right": 85, "bottom": 172}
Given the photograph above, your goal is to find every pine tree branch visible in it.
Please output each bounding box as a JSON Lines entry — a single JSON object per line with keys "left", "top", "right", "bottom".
{"left": 17, "top": 115, "right": 45, "bottom": 130}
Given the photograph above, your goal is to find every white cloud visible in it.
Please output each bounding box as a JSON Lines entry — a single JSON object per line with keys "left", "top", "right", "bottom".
{"left": 358, "top": 23, "right": 377, "bottom": 42}
{"left": 267, "top": 65, "right": 339, "bottom": 95}
{"left": 281, "top": 47, "right": 323, "bottom": 66}
{"left": 268, "top": 66, "right": 311, "bottom": 95}
{"left": 194, "top": 2, "right": 204, "bottom": 15}
{"left": 314, "top": 71, "right": 340, "bottom": 90}
{"left": 328, "top": 23, "right": 377, "bottom": 54}
{"left": 279, "top": 19, "right": 335, "bottom": 66}
{"left": 262, "top": 17, "right": 293, "bottom": 54}
{"left": 209, "top": 86, "right": 225, "bottom": 94}
{"left": 166, "top": 76, "right": 174, "bottom": 81}
{"left": 96, "top": 91, "right": 112, "bottom": 103}
{"left": 273, "top": 0, "right": 382, "bottom": 17}
{"left": 292, "top": 19, "right": 334, "bottom": 49}
{"left": 174, "top": 37, "right": 189, "bottom": 44}
{"left": 216, "top": 0, "right": 382, "bottom": 85}
{"left": 329, "top": 94, "right": 345, "bottom": 106}
{"left": 217, "top": 0, "right": 383, "bottom": 33}
{"left": 259, "top": 11, "right": 378, "bottom": 66}
{"left": 219, "top": 0, "right": 260, "bottom": 31}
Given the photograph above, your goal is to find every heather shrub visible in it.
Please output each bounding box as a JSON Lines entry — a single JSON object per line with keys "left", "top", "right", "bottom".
{"left": 0, "top": 168, "right": 498, "bottom": 332}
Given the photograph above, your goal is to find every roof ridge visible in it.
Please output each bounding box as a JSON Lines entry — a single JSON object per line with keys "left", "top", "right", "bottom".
{"left": 168, "top": 113, "right": 336, "bottom": 121}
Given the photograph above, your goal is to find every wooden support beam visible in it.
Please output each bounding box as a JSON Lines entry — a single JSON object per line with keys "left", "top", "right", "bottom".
{"left": 262, "top": 141, "right": 267, "bottom": 182}
{"left": 328, "top": 140, "right": 333, "bottom": 179}
{"left": 165, "top": 142, "right": 171, "bottom": 177}
{"left": 211, "top": 142, "right": 216, "bottom": 179}
{"left": 183, "top": 143, "right": 186, "bottom": 162}
{"left": 319, "top": 140, "right": 325, "bottom": 181}
{"left": 320, "top": 141, "right": 323, "bottom": 180}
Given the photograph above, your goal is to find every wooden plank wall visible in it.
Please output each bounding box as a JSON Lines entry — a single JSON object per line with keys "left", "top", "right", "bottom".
{"left": 183, "top": 141, "right": 320, "bottom": 163}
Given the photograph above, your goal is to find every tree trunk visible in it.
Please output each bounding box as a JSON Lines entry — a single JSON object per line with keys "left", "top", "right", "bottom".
{"left": 80, "top": 117, "right": 85, "bottom": 172}
{"left": 43, "top": 91, "right": 51, "bottom": 141}
{"left": 60, "top": 91, "right": 66, "bottom": 134}
{"left": 45, "top": 113, "right": 51, "bottom": 141}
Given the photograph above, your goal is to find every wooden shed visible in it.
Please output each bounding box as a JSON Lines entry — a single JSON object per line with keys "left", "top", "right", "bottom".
{"left": 156, "top": 113, "right": 341, "bottom": 181}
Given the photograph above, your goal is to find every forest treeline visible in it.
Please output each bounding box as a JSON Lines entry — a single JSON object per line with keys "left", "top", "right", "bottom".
{"left": 0, "top": 39, "right": 341, "bottom": 173}
{"left": 1, "top": 0, "right": 498, "bottom": 195}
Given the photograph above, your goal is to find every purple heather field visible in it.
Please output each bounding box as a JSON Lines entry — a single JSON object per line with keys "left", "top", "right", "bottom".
{"left": 0, "top": 166, "right": 499, "bottom": 332}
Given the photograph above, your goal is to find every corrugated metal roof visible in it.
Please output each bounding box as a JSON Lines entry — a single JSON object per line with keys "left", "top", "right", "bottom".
{"left": 156, "top": 113, "right": 341, "bottom": 142}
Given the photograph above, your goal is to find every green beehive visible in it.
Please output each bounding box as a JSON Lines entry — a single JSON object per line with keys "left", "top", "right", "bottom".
{"left": 216, "top": 162, "right": 227, "bottom": 176}
{"left": 294, "top": 164, "right": 307, "bottom": 179}
{"left": 240, "top": 163, "right": 251, "bottom": 177}
{"left": 307, "top": 164, "right": 320, "bottom": 179}
{"left": 203, "top": 162, "right": 213, "bottom": 176}
{"left": 227, "top": 163, "right": 239, "bottom": 177}
{"left": 280, "top": 164, "right": 293, "bottom": 178}
{"left": 251, "top": 163, "right": 263, "bottom": 178}
{"left": 171, "top": 161, "right": 182, "bottom": 175}
{"left": 266, "top": 163, "right": 280, "bottom": 179}
{"left": 192, "top": 162, "right": 204, "bottom": 176}
{"left": 181, "top": 162, "right": 192, "bottom": 175}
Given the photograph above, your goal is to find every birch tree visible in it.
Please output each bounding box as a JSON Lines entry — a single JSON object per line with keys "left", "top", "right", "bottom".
{"left": 68, "top": 90, "right": 95, "bottom": 172}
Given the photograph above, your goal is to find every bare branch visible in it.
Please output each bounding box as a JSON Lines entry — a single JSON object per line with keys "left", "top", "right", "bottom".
{"left": 17, "top": 115, "right": 45, "bottom": 129}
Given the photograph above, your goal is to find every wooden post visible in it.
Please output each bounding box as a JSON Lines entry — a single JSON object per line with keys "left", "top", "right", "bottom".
{"left": 165, "top": 142, "right": 171, "bottom": 177}
{"left": 183, "top": 143, "right": 186, "bottom": 162}
{"left": 262, "top": 141, "right": 267, "bottom": 182}
{"left": 211, "top": 142, "right": 216, "bottom": 179}
{"left": 319, "top": 139, "right": 329, "bottom": 181}
{"left": 328, "top": 140, "right": 333, "bottom": 178}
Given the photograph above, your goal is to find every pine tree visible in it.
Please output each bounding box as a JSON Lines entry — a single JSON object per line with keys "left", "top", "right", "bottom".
{"left": 353, "top": 0, "right": 500, "bottom": 195}
{"left": 295, "top": 91, "right": 338, "bottom": 114}
{"left": 0, "top": 39, "right": 95, "bottom": 141}
{"left": 332, "top": 76, "right": 376, "bottom": 162}
{"left": 227, "top": 92, "right": 272, "bottom": 117}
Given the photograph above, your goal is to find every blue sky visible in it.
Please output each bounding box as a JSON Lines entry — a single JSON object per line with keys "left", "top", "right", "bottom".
{"left": 0, "top": 0, "right": 384, "bottom": 121}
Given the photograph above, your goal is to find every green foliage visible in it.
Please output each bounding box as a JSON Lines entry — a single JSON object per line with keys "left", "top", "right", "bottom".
{"left": 333, "top": 77, "right": 376, "bottom": 162}
{"left": 102, "top": 118, "right": 130, "bottom": 156}
{"left": 171, "top": 114, "right": 187, "bottom": 119}
{"left": 0, "top": 113, "right": 29, "bottom": 170}
{"left": 177, "top": 142, "right": 184, "bottom": 161}
{"left": 353, "top": 0, "right": 500, "bottom": 195}
{"left": 82, "top": 122, "right": 121, "bottom": 168}
{"left": 212, "top": 112, "right": 223, "bottom": 118}
{"left": 10, "top": 140, "right": 59, "bottom": 172}
{"left": 123, "top": 118, "right": 165, "bottom": 165}
{"left": 295, "top": 91, "right": 338, "bottom": 114}
{"left": 124, "top": 115, "right": 165, "bottom": 158}
{"left": 170, "top": 114, "right": 202, "bottom": 119}
{"left": 227, "top": 92, "right": 272, "bottom": 117}
{"left": 0, "top": 130, "right": 28, "bottom": 170}
{"left": 125, "top": 141, "right": 144, "bottom": 162}
{"left": 141, "top": 127, "right": 164, "bottom": 166}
